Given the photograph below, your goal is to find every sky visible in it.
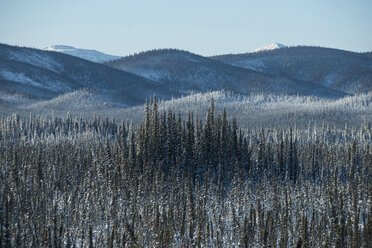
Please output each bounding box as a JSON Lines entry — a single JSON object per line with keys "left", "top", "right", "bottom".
{"left": 0, "top": 0, "right": 371, "bottom": 56}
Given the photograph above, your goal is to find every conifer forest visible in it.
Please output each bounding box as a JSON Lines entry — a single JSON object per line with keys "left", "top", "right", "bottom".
{"left": 0, "top": 98, "right": 371, "bottom": 248}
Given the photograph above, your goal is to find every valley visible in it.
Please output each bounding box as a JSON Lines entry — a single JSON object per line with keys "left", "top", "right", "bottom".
{"left": 0, "top": 43, "right": 371, "bottom": 128}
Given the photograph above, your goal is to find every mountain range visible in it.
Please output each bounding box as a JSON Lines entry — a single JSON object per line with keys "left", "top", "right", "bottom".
{"left": 212, "top": 46, "right": 372, "bottom": 94}
{"left": 0, "top": 43, "right": 371, "bottom": 121}
{"left": 105, "top": 48, "right": 347, "bottom": 98}
{"left": 0, "top": 44, "right": 176, "bottom": 108}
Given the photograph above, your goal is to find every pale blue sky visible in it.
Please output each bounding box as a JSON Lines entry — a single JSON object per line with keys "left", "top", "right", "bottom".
{"left": 0, "top": 0, "right": 371, "bottom": 56}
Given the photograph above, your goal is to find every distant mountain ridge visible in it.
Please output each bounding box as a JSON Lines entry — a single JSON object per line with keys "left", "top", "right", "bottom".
{"left": 211, "top": 46, "right": 372, "bottom": 94}
{"left": 1, "top": 43, "right": 371, "bottom": 118}
{"left": 105, "top": 48, "right": 346, "bottom": 98}
{"left": 0, "top": 43, "right": 177, "bottom": 108}
{"left": 44, "top": 45, "right": 121, "bottom": 63}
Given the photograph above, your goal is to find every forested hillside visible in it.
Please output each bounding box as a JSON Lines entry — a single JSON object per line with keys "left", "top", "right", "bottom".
{"left": 0, "top": 43, "right": 177, "bottom": 107}
{"left": 2, "top": 44, "right": 371, "bottom": 121}
{"left": 212, "top": 46, "right": 372, "bottom": 94}
{"left": 104, "top": 48, "right": 347, "bottom": 98}
{"left": 16, "top": 91, "right": 372, "bottom": 129}
{"left": 1, "top": 99, "right": 371, "bottom": 247}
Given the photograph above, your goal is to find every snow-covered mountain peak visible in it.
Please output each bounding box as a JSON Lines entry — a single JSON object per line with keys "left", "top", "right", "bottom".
{"left": 44, "top": 45, "right": 76, "bottom": 51}
{"left": 254, "top": 43, "right": 287, "bottom": 53}
{"left": 43, "top": 45, "right": 121, "bottom": 63}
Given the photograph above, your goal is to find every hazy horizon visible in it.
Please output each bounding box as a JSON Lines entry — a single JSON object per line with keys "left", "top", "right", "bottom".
{"left": 1, "top": 0, "right": 371, "bottom": 56}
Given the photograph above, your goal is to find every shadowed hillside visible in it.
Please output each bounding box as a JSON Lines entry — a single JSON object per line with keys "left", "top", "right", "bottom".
{"left": 212, "top": 46, "right": 372, "bottom": 94}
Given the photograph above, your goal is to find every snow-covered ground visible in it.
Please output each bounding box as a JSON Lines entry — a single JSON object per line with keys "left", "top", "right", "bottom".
{"left": 254, "top": 43, "right": 287, "bottom": 52}
{"left": 44, "top": 45, "right": 121, "bottom": 63}
{"left": 0, "top": 70, "right": 42, "bottom": 88}
{"left": 23, "top": 89, "right": 123, "bottom": 111}
{"left": 8, "top": 49, "right": 63, "bottom": 73}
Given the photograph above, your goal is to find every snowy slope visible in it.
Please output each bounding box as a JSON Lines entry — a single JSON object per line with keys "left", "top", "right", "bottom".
{"left": 44, "top": 45, "right": 121, "bottom": 63}
{"left": 0, "top": 43, "right": 177, "bottom": 107}
{"left": 254, "top": 43, "right": 287, "bottom": 52}
{"left": 212, "top": 46, "right": 372, "bottom": 94}
{"left": 24, "top": 89, "right": 123, "bottom": 111}
{"left": 105, "top": 49, "right": 347, "bottom": 98}
{"left": 97, "top": 91, "right": 371, "bottom": 128}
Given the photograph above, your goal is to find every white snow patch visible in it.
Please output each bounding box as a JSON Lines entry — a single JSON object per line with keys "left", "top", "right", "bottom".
{"left": 0, "top": 70, "right": 42, "bottom": 88}
{"left": 322, "top": 73, "right": 337, "bottom": 87}
{"left": 44, "top": 45, "right": 75, "bottom": 51}
{"left": 44, "top": 45, "right": 121, "bottom": 63}
{"left": 254, "top": 43, "right": 287, "bottom": 52}
{"left": 24, "top": 89, "right": 119, "bottom": 111}
{"left": 8, "top": 50, "right": 63, "bottom": 73}
{"left": 0, "top": 69, "right": 72, "bottom": 92}
{"left": 0, "top": 92, "right": 36, "bottom": 106}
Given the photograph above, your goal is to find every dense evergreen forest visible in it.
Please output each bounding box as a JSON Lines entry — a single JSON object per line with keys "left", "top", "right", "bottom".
{"left": 0, "top": 98, "right": 371, "bottom": 247}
